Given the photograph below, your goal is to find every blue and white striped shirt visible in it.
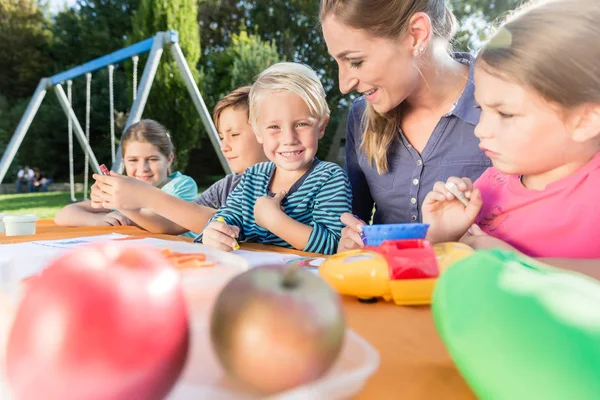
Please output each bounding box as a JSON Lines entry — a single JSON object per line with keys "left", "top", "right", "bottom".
{"left": 196, "top": 159, "right": 352, "bottom": 255}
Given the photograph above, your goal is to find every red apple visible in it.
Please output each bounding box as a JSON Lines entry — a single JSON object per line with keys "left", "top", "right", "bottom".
{"left": 6, "top": 242, "right": 189, "bottom": 400}
{"left": 210, "top": 264, "right": 345, "bottom": 395}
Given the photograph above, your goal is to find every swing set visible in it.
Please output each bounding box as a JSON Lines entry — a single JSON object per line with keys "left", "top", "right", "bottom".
{"left": 0, "top": 30, "right": 232, "bottom": 198}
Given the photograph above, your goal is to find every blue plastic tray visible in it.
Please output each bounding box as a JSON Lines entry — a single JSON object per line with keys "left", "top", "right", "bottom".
{"left": 362, "top": 223, "right": 429, "bottom": 246}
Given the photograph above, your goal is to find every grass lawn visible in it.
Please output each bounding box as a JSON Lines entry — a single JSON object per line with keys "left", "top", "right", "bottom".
{"left": 0, "top": 192, "right": 85, "bottom": 219}
{"left": 0, "top": 188, "right": 208, "bottom": 220}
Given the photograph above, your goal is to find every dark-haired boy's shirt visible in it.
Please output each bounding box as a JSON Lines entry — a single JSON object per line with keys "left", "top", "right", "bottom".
{"left": 195, "top": 174, "right": 242, "bottom": 209}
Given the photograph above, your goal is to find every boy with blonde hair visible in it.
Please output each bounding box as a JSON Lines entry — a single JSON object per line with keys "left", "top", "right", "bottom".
{"left": 88, "top": 86, "right": 268, "bottom": 236}
{"left": 200, "top": 62, "right": 352, "bottom": 255}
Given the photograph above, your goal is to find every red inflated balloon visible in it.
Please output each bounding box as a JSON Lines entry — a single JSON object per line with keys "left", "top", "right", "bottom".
{"left": 6, "top": 242, "right": 189, "bottom": 400}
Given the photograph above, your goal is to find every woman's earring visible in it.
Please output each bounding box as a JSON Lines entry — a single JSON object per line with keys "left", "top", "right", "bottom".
{"left": 413, "top": 45, "right": 425, "bottom": 57}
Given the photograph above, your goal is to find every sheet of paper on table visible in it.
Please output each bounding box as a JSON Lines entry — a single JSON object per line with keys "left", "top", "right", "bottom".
{"left": 0, "top": 235, "right": 326, "bottom": 292}
{"left": 106, "top": 238, "right": 326, "bottom": 274}
{"left": 232, "top": 249, "right": 324, "bottom": 272}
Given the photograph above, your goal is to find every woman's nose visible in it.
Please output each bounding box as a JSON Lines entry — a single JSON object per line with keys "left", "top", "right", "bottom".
{"left": 339, "top": 68, "right": 358, "bottom": 95}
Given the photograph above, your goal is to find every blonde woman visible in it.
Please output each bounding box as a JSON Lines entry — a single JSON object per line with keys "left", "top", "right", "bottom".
{"left": 320, "top": 0, "right": 490, "bottom": 252}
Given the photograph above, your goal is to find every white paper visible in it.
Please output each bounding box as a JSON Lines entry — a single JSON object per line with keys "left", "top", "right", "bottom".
{"left": 29, "top": 233, "right": 130, "bottom": 249}
{"left": 232, "top": 249, "right": 324, "bottom": 274}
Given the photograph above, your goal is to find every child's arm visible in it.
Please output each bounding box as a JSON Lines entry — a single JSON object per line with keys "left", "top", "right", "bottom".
{"left": 464, "top": 225, "right": 600, "bottom": 281}
{"left": 423, "top": 177, "right": 482, "bottom": 243}
{"left": 537, "top": 259, "right": 600, "bottom": 280}
{"left": 119, "top": 191, "right": 216, "bottom": 235}
{"left": 116, "top": 207, "right": 192, "bottom": 234}
{"left": 91, "top": 173, "right": 213, "bottom": 235}
{"left": 54, "top": 200, "right": 129, "bottom": 227}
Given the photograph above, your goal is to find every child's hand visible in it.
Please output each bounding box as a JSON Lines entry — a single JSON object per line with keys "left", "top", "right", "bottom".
{"left": 92, "top": 172, "right": 150, "bottom": 210}
{"left": 460, "top": 224, "right": 517, "bottom": 251}
{"left": 202, "top": 220, "right": 240, "bottom": 252}
{"left": 423, "top": 177, "right": 482, "bottom": 243}
{"left": 254, "top": 190, "right": 286, "bottom": 230}
{"left": 90, "top": 183, "right": 105, "bottom": 209}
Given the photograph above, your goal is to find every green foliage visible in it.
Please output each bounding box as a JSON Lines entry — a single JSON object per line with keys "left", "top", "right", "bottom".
{"left": 230, "top": 29, "right": 281, "bottom": 92}
{"left": 202, "top": 27, "right": 282, "bottom": 112}
{"left": 0, "top": 0, "right": 53, "bottom": 99}
{"left": 131, "top": 0, "right": 202, "bottom": 171}
{"left": 50, "top": 0, "right": 140, "bottom": 68}
{"left": 451, "top": 0, "right": 523, "bottom": 51}
{"left": 10, "top": 0, "right": 138, "bottom": 183}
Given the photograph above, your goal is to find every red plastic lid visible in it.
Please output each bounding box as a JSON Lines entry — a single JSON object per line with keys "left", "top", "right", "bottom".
{"left": 367, "top": 239, "right": 439, "bottom": 280}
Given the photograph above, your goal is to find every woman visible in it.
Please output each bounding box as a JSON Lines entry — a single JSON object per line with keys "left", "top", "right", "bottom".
{"left": 320, "top": 0, "right": 490, "bottom": 251}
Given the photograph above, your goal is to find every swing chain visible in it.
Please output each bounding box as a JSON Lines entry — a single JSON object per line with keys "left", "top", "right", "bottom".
{"left": 67, "top": 80, "right": 76, "bottom": 202}
{"left": 132, "top": 55, "right": 139, "bottom": 101}
{"left": 83, "top": 72, "right": 92, "bottom": 200}
{"left": 108, "top": 64, "right": 116, "bottom": 163}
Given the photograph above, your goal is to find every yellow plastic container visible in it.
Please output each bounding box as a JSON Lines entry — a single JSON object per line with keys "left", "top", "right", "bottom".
{"left": 319, "top": 241, "right": 474, "bottom": 306}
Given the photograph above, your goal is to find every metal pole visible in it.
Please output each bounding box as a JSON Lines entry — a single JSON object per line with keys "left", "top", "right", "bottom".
{"left": 171, "top": 43, "right": 231, "bottom": 174}
{"left": 54, "top": 84, "right": 101, "bottom": 175}
{"left": 0, "top": 79, "right": 49, "bottom": 184}
{"left": 112, "top": 32, "right": 165, "bottom": 173}
{"left": 170, "top": 43, "right": 231, "bottom": 175}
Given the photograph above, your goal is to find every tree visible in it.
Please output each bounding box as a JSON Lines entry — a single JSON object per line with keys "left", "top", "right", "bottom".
{"left": 131, "top": 0, "right": 202, "bottom": 171}
{"left": 230, "top": 29, "right": 281, "bottom": 92}
{"left": 51, "top": 0, "right": 140, "bottom": 69}
{"left": 202, "top": 27, "right": 281, "bottom": 112}
{"left": 0, "top": 0, "right": 53, "bottom": 99}
{"left": 451, "top": 0, "right": 522, "bottom": 51}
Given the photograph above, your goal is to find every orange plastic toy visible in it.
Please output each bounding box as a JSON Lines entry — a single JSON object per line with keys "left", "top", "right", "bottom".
{"left": 319, "top": 240, "right": 474, "bottom": 305}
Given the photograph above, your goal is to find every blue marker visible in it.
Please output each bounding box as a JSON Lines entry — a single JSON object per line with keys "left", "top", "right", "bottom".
{"left": 354, "top": 215, "right": 367, "bottom": 245}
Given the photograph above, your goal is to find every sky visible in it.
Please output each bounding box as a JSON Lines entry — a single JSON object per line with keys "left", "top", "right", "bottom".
{"left": 47, "top": 0, "right": 77, "bottom": 14}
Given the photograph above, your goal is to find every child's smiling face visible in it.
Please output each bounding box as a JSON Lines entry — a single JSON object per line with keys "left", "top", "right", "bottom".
{"left": 253, "top": 91, "right": 328, "bottom": 174}
{"left": 123, "top": 141, "right": 172, "bottom": 187}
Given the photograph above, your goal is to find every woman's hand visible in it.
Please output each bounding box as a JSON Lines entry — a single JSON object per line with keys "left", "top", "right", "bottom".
{"left": 337, "top": 213, "right": 367, "bottom": 253}
{"left": 202, "top": 220, "right": 240, "bottom": 252}
{"left": 92, "top": 172, "right": 152, "bottom": 210}
{"left": 422, "top": 177, "right": 482, "bottom": 243}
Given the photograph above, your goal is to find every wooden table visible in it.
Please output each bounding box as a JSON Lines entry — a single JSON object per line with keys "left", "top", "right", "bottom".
{"left": 0, "top": 221, "right": 476, "bottom": 400}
